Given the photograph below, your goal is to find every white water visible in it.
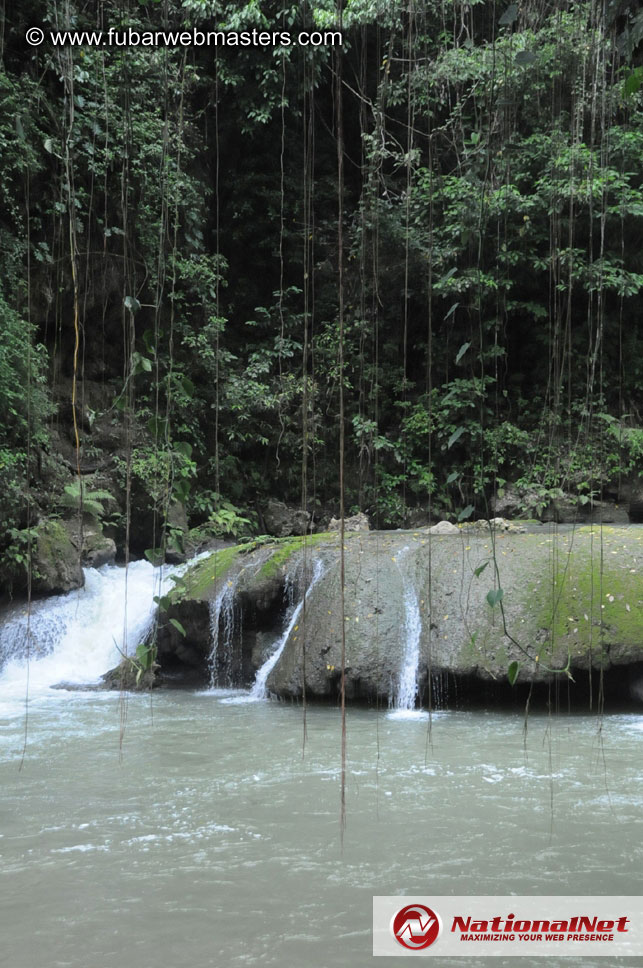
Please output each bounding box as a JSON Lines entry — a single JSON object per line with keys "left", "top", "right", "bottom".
{"left": 388, "top": 547, "right": 426, "bottom": 720}
{"left": 0, "top": 561, "right": 174, "bottom": 716}
{"left": 247, "top": 557, "right": 325, "bottom": 701}
{"left": 208, "top": 570, "right": 242, "bottom": 688}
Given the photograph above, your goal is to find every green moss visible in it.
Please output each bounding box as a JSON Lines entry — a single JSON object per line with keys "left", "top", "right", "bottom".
{"left": 170, "top": 543, "right": 250, "bottom": 602}
{"left": 257, "top": 532, "right": 337, "bottom": 580}
{"left": 35, "top": 519, "right": 80, "bottom": 579}
{"left": 169, "top": 532, "right": 338, "bottom": 602}
{"left": 534, "top": 547, "right": 643, "bottom": 659}
{"left": 37, "top": 519, "right": 71, "bottom": 559}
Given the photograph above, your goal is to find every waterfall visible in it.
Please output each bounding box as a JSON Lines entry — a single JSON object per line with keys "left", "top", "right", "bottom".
{"left": 208, "top": 571, "right": 242, "bottom": 689}
{"left": 248, "top": 556, "right": 325, "bottom": 701}
{"left": 431, "top": 670, "right": 449, "bottom": 710}
{"left": 388, "top": 547, "right": 427, "bottom": 720}
{"left": 0, "top": 561, "right": 174, "bottom": 709}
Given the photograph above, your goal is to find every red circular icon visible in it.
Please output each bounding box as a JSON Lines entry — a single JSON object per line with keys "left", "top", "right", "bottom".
{"left": 392, "top": 903, "right": 442, "bottom": 950}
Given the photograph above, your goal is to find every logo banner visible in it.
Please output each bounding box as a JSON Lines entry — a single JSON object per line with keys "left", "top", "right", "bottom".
{"left": 373, "top": 896, "right": 643, "bottom": 957}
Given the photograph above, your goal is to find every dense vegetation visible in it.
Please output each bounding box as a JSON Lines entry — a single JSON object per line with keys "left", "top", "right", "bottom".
{"left": 0, "top": 0, "right": 642, "bottom": 595}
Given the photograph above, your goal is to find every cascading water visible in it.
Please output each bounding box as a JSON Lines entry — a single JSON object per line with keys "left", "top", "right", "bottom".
{"left": 388, "top": 547, "right": 427, "bottom": 720}
{"left": 245, "top": 556, "right": 325, "bottom": 702}
{"left": 208, "top": 572, "right": 242, "bottom": 688}
{"left": 0, "top": 560, "right": 181, "bottom": 715}
{"left": 431, "top": 670, "right": 449, "bottom": 710}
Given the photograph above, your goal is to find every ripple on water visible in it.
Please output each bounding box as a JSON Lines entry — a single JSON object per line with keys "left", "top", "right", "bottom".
{"left": 0, "top": 695, "right": 642, "bottom": 968}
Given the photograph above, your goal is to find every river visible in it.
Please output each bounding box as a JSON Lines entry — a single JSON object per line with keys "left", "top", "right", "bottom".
{"left": 0, "top": 566, "right": 642, "bottom": 967}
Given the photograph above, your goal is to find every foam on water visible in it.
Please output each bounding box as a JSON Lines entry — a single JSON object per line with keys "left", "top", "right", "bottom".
{"left": 386, "top": 708, "right": 430, "bottom": 722}
{"left": 0, "top": 560, "right": 175, "bottom": 714}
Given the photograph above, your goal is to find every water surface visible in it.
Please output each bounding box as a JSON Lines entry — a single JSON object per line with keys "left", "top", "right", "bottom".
{"left": 1, "top": 693, "right": 642, "bottom": 967}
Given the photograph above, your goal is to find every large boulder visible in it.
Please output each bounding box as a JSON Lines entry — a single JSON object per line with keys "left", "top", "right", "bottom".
{"left": 263, "top": 500, "right": 311, "bottom": 537}
{"left": 491, "top": 484, "right": 540, "bottom": 519}
{"left": 426, "top": 520, "right": 459, "bottom": 534}
{"left": 82, "top": 531, "right": 117, "bottom": 568}
{"left": 493, "top": 483, "right": 628, "bottom": 524}
{"left": 110, "top": 527, "right": 643, "bottom": 702}
{"left": 328, "top": 512, "right": 370, "bottom": 532}
{"left": 267, "top": 526, "right": 643, "bottom": 699}
{"left": 64, "top": 520, "right": 117, "bottom": 569}
{"left": 32, "top": 519, "right": 84, "bottom": 594}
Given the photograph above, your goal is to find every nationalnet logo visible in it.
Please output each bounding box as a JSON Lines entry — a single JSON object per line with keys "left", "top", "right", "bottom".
{"left": 392, "top": 904, "right": 442, "bottom": 950}
{"left": 373, "top": 896, "right": 643, "bottom": 958}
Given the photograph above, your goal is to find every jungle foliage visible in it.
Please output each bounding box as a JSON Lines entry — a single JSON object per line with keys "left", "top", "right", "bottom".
{"left": 0, "top": 0, "right": 642, "bottom": 586}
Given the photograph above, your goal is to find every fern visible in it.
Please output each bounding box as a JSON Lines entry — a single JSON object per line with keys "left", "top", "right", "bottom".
{"left": 60, "top": 481, "right": 114, "bottom": 519}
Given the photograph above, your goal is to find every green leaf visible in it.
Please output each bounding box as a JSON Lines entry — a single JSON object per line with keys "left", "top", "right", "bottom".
{"left": 515, "top": 50, "right": 537, "bottom": 66}
{"left": 474, "top": 561, "right": 489, "bottom": 578}
{"left": 486, "top": 587, "right": 504, "bottom": 607}
{"left": 174, "top": 440, "right": 193, "bottom": 459}
{"left": 132, "top": 352, "right": 152, "bottom": 373}
{"left": 446, "top": 471, "right": 459, "bottom": 484}
{"left": 173, "top": 479, "right": 191, "bottom": 504}
{"left": 144, "top": 547, "right": 164, "bottom": 565}
{"left": 447, "top": 426, "right": 466, "bottom": 449}
{"left": 438, "top": 267, "right": 458, "bottom": 286}
{"left": 124, "top": 295, "right": 141, "bottom": 314}
{"left": 499, "top": 3, "right": 518, "bottom": 26}
{"left": 623, "top": 68, "right": 643, "bottom": 98}
{"left": 444, "top": 302, "right": 459, "bottom": 321}
{"left": 169, "top": 618, "right": 187, "bottom": 637}
{"left": 458, "top": 505, "right": 474, "bottom": 521}
{"left": 455, "top": 341, "right": 471, "bottom": 364}
{"left": 147, "top": 415, "right": 169, "bottom": 439}
{"left": 142, "top": 329, "right": 156, "bottom": 356}
{"left": 507, "top": 660, "right": 519, "bottom": 686}
{"left": 180, "top": 376, "right": 195, "bottom": 397}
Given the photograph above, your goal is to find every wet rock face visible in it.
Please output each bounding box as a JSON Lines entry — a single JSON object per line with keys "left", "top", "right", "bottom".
{"left": 156, "top": 599, "right": 211, "bottom": 681}
{"left": 123, "top": 526, "right": 643, "bottom": 701}
{"left": 32, "top": 520, "right": 84, "bottom": 595}
{"left": 64, "top": 521, "right": 116, "bottom": 569}
{"left": 266, "top": 527, "right": 643, "bottom": 702}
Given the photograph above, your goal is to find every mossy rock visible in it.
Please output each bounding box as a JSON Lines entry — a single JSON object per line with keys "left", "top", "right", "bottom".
{"left": 101, "top": 658, "right": 157, "bottom": 691}
{"left": 170, "top": 534, "right": 339, "bottom": 604}
{"left": 268, "top": 527, "right": 643, "bottom": 698}
{"left": 530, "top": 532, "right": 643, "bottom": 668}
{"left": 255, "top": 532, "right": 338, "bottom": 581}
{"left": 32, "top": 519, "right": 84, "bottom": 595}
{"left": 169, "top": 544, "right": 249, "bottom": 603}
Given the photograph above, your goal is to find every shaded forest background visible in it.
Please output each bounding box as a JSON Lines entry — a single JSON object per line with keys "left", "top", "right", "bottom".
{"left": 1, "top": 0, "right": 642, "bottom": 596}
